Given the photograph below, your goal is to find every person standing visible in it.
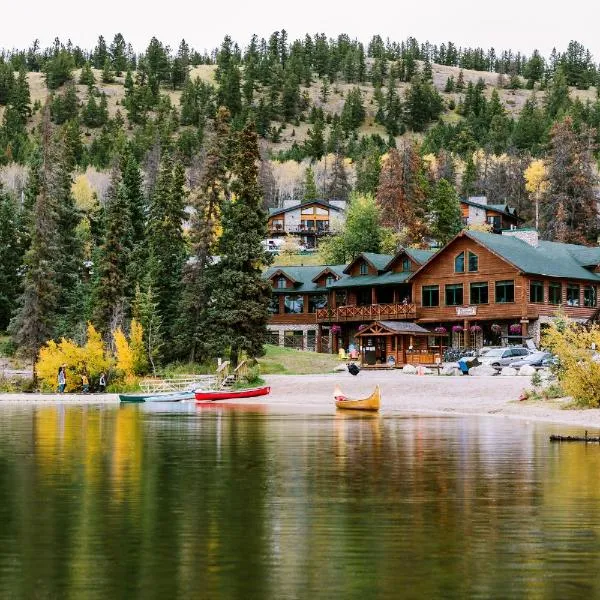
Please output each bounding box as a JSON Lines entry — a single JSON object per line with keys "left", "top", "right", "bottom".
{"left": 98, "top": 372, "right": 107, "bottom": 393}
{"left": 81, "top": 372, "right": 89, "bottom": 394}
{"left": 58, "top": 367, "right": 66, "bottom": 393}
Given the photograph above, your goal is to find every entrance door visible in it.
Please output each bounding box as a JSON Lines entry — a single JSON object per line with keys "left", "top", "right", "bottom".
{"left": 363, "top": 337, "right": 376, "bottom": 365}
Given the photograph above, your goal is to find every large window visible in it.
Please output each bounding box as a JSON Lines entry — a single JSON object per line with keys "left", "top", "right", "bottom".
{"left": 309, "top": 294, "right": 328, "bottom": 313}
{"left": 359, "top": 263, "right": 368, "bottom": 275}
{"left": 584, "top": 285, "right": 597, "bottom": 308}
{"left": 401, "top": 258, "right": 411, "bottom": 272}
{"left": 422, "top": 285, "right": 439, "bottom": 307}
{"left": 549, "top": 282, "right": 562, "bottom": 305}
{"left": 470, "top": 282, "right": 489, "bottom": 304}
{"left": 468, "top": 252, "right": 479, "bottom": 272}
{"left": 530, "top": 280, "right": 544, "bottom": 303}
{"left": 455, "top": 252, "right": 465, "bottom": 273}
{"left": 495, "top": 280, "right": 515, "bottom": 303}
{"left": 276, "top": 276, "right": 287, "bottom": 289}
{"left": 566, "top": 284, "right": 580, "bottom": 306}
{"left": 445, "top": 284, "right": 463, "bottom": 306}
{"left": 284, "top": 295, "right": 304, "bottom": 314}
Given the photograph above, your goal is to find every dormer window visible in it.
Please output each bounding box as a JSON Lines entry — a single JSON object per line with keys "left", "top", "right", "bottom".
{"left": 359, "top": 263, "right": 368, "bottom": 276}
{"left": 402, "top": 258, "right": 411, "bottom": 272}
{"left": 326, "top": 275, "right": 335, "bottom": 287}
{"left": 277, "top": 276, "right": 287, "bottom": 289}
{"left": 468, "top": 251, "right": 478, "bottom": 272}
{"left": 455, "top": 252, "right": 465, "bottom": 273}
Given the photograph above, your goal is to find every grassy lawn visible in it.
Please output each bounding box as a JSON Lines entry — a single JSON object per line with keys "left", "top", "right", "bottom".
{"left": 271, "top": 253, "right": 327, "bottom": 266}
{"left": 258, "top": 344, "right": 342, "bottom": 375}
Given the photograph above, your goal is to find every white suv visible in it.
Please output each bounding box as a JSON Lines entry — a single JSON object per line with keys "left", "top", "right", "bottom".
{"left": 480, "top": 347, "right": 530, "bottom": 367}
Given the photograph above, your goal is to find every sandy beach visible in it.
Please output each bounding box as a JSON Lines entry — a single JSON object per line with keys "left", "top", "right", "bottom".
{"left": 1, "top": 371, "right": 600, "bottom": 430}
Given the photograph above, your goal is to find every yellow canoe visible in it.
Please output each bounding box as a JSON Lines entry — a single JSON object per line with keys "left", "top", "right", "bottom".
{"left": 334, "top": 385, "right": 380, "bottom": 411}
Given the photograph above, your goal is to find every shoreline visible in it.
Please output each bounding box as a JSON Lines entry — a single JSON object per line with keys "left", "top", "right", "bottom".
{"left": 1, "top": 371, "right": 599, "bottom": 430}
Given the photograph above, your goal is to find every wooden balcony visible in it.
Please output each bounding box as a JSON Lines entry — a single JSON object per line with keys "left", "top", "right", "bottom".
{"left": 316, "top": 303, "right": 417, "bottom": 323}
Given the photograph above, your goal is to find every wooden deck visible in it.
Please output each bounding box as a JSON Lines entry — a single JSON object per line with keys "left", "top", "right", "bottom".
{"left": 316, "top": 303, "right": 417, "bottom": 323}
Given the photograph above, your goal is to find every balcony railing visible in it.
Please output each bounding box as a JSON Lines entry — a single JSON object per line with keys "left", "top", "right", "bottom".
{"left": 268, "top": 225, "right": 332, "bottom": 236}
{"left": 316, "top": 303, "right": 417, "bottom": 323}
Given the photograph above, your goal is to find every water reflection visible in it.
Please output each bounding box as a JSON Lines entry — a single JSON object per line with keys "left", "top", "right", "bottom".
{"left": 0, "top": 404, "right": 598, "bottom": 598}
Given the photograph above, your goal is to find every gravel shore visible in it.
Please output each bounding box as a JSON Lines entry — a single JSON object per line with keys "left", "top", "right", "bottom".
{"left": 1, "top": 371, "right": 599, "bottom": 429}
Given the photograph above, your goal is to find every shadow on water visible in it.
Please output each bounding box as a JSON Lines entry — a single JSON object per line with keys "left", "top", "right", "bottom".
{"left": 0, "top": 403, "right": 599, "bottom": 599}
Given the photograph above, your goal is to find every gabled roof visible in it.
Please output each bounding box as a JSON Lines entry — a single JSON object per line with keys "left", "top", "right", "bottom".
{"left": 343, "top": 252, "right": 393, "bottom": 275}
{"left": 409, "top": 230, "right": 600, "bottom": 283}
{"left": 268, "top": 199, "right": 346, "bottom": 218}
{"left": 460, "top": 198, "right": 519, "bottom": 219}
{"left": 267, "top": 268, "right": 299, "bottom": 284}
{"left": 383, "top": 247, "right": 437, "bottom": 271}
{"left": 355, "top": 320, "right": 431, "bottom": 336}
{"left": 264, "top": 264, "right": 346, "bottom": 293}
{"left": 311, "top": 266, "right": 342, "bottom": 283}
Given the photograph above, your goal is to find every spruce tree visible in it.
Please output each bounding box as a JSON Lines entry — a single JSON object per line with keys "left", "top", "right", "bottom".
{"left": 176, "top": 109, "right": 231, "bottom": 362}
{"left": 325, "top": 153, "right": 350, "bottom": 201}
{"left": 79, "top": 62, "right": 96, "bottom": 86}
{"left": 92, "top": 166, "right": 133, "bottom": 333}
{"left": 101, "top": 58, "right": 114, "bottom": 84}
{"left": 0, "top": 188, "right": 25, "bottom": 330}
{"left": 429, "top": 178, "right": 462, "bottom": 244}
{"left": 303, "top": 167, "right": 318, "bottom": 202}
{"left": 146, "top": 156, "right": 187, "bottom": 346}
{"left": 208, "top": 123, "right": 271, "bottom": 365}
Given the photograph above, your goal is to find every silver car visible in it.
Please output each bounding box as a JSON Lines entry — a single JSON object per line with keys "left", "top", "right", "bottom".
{"left": 509, "top": 351, "right": 554, "bottom": 369}
{"left": 480, "top": 347, "right": 531, "bottom": 367}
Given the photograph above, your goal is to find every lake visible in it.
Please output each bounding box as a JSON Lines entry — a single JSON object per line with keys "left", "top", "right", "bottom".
{"left": 0, "top": 402, "right": 599, "bottom": 599}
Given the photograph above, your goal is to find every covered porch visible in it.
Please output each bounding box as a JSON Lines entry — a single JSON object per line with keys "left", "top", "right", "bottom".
{"left": 355, "top": 321, "right": 440, "bottom": 368}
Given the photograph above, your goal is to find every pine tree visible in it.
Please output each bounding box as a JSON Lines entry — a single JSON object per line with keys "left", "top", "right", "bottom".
{"left": 132, "top": 278, "right": 163, "bottom": 375}
{"left": 92, "top": 166, "right": 133, "bottom": 333}
{"left": 208, "top": 123, "right": 272, "bottom": 365}
{"left": 79, "top": 62, "right": 96, "bottom": 86}
{"left": 176, "top": 109, "right": 230, "bottom": 362}
{"left": 303, "top": 167, "right": 318, "bottom": 202}
{"left": 325, "top": 153, "right": 350, "bottom": 201}
{"left": 9, "top": 107, "right": 79, "bottom": 359}
{"left": 429, "top": 178, "right": 462, "bottom": 244}
{"left": 0, "top": 188, "right": 26, "bottom": 330}
{"left": 110, "top": 33, "right": 128, "bottom": 76}
{"left": 146, "top": 156, "right": 187, "bottom": 346}
{"left": 541, "top": 117, "right": 599, "bottom": 243}
{"left": 544, "top": 66, "right": 571, "bottom": 119}
{"left": 304, "top": 114, "right": 325, "bottom": 160}
{"left": 101, "top": 58, "right": 114, "bottom": 84}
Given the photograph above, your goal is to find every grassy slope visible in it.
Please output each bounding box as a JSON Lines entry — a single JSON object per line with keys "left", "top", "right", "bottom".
{"left": 7, "top": 62, "right": 595, "bottom": 155}
{"left": 258, "top": 344, "right": 341, "bottom": 375}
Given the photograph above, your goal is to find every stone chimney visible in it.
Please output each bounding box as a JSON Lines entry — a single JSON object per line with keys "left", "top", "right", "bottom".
{"left": 502, "top": 228, "right": 539, "bottom": 247}
{"left": 468, "top": 195, "right": 488, "bottom": 206}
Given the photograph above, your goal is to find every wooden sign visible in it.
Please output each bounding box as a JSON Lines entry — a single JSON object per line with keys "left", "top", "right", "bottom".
{"left": 456, "top": 306, "right": 477, "bottom": 316}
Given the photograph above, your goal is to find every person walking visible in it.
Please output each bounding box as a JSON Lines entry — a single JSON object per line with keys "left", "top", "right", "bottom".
{"left": 57, "top": 367, "right": 66, "bottom": 393}
{"left": 98, "top": 372, "right": 107, "bottom": 393}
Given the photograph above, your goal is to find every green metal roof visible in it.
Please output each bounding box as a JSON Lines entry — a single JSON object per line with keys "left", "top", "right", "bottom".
{"left": 466, "top": 231, "right": 600, "bottom": 282}
{"left": 329, "top": 271, "right": 412, "bottom": 288}
{"left": 404, "top": 247, "right": 437, "bottom": 264}
{"left": 265, "top": 264, "right": 346, "bottom": 293}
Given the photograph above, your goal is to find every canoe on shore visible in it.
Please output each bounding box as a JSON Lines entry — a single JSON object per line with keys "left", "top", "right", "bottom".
{"left": 334, "top": 385, "right": 380, "bottom": 411}
{"left": 195, "top": 386, "right": 271, "bottom": 402}
{"left": 119, "top": 391, "right": 196, "bottom": 403}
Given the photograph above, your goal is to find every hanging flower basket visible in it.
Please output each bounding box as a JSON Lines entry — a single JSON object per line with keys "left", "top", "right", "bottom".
{"left": 331, "top": 325, "right": 341, "bottom": 335}
{"left": 491, "top": 323, "right": 502, "bottom": 334}
{"left": 452, "top": 325, "right": 463, "bottom": 333}
{"left": 433, "top": 326, "right": 448, "bottom": 335}
{"left": 509, "top": 324, "right": 522, "bottom": 335}
{"left": 469, "top": 324, "right": 482, "bottom": 333}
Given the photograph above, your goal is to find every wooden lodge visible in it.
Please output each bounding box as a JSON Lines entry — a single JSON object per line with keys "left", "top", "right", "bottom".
{"left": 265, "top": 228, "right": 600, "bottom": 366}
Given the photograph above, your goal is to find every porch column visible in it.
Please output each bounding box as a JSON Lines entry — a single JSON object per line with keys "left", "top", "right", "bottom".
{"left": 464, "top": 319, "right": 470, "bottom": 348}
{"left": 332, "top": 290, "right": 337, "bottom": 309}
{"left": 303, "top": 294, "right": 309, "bottom": 314}
{"left": 316, "top": 326, "right": 322, "bottom": 353}
{"left": 521, "top": 319, "right": 529, "bottom": 338}
{"left": 393, "top": 288, "right": 399, "bottom": 303}
{"left": 371, "top": 287, "right": 377, "bottom": 305}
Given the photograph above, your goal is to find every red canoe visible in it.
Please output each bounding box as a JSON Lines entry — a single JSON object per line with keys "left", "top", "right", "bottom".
{"left": 195, "top": 386, "right": 271, "bottom": 402}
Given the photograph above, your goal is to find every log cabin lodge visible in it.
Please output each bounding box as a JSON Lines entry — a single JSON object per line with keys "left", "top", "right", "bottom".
{"left": 265, "top": 229, "right": 600, "bottom": 367}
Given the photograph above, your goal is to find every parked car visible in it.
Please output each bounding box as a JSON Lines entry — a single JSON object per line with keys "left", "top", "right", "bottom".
{"left": 479, "top": 347, "right": 531, "bottom": 367}
{"left": 478, "top": 346, "right": 502, "bottom": 357}
{"left": 508, "top": 351, "right": 554, "bottom": 369}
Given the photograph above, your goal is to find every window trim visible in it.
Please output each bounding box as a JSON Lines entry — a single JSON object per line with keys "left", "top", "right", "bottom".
{"left": 529, "top": 280, "right": 544, "bottom": 304}
{"left": 495, "top": 280, "right": 515, "bottom": 304}
{"left": 467, "top": 251, "right": 479, "bottom": 273}
{"left": 359, "top": 263, "right": 368, "bottom": 276}
{"left": 548, "top": 282, "right": 562, "bottom": 305}
{"left": 584, "top": 284, "right": 597, "bottom": 308}
{"left": 566, "top": 283, "right": 580, "bottom": 307}
{"left": 401, "top": 258, "right": 411, "bottom": 272}
{"left": 454, "top": 252, "right": 465, "bottom": 273}
{"left": 422, "top": 285, "right": 440, "bottom": 308}
{"left": 469, "top": 281, "right": 489, "bottom": 305}
{"left": 445, "top": 283, "right": 464, "bottom": 307}
{"left": 276, "top": 276, "right": 287, "bottom": 289}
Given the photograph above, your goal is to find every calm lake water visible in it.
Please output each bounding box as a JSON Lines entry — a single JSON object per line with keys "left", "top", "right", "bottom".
{"left": 0, "top": 402, "right": 599, "bottom": 599}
